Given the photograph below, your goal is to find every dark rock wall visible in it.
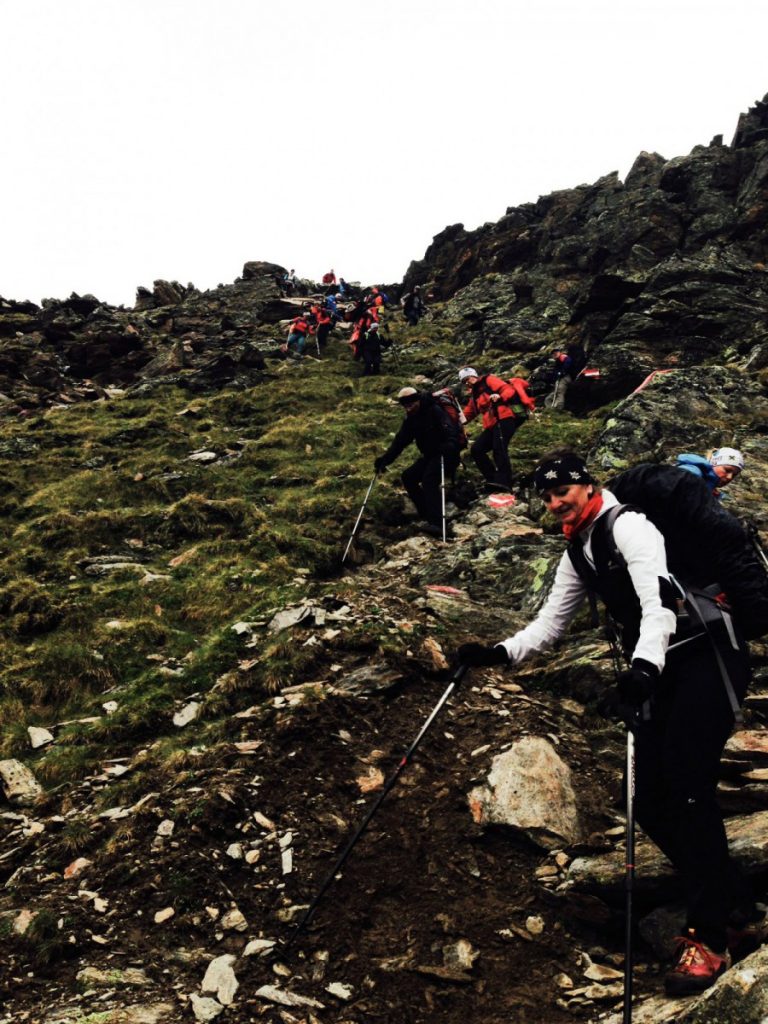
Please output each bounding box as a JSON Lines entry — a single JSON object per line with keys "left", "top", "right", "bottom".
{"left": 403, "top": 92, "right": 768, "bottom": 401}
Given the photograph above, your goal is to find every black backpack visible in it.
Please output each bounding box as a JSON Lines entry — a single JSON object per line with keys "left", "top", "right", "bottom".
{"left": 608, "top": 463, "right": 768, "bottom": 641}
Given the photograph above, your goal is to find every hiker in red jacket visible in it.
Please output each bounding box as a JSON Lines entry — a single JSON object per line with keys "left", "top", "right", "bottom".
{"left": 458, "top": 367, "right": 534, "bottom": 490}
{"left": 284, "top": 314, "right": 310, "bottom": 357}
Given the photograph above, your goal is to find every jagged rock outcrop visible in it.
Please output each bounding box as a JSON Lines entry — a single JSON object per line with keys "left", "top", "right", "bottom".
{"left": 404, "top": 92, "right": 768, "bottom": 409}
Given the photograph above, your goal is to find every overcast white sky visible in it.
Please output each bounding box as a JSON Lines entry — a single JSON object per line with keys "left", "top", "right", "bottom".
{"left": 2, "top": 0, "right": 767, "bottom": 307}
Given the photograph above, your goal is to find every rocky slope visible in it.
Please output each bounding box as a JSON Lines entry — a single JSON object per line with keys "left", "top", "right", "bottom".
{"left": 0, "top": 97, "right": 767, "bottom": 1024}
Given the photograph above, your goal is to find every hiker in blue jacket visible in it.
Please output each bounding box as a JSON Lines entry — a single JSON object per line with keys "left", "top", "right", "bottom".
{"left": 676, "top": 447, "right": 745, "bottom": 499}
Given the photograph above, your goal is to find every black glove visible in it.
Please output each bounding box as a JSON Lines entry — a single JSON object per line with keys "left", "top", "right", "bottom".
{"left": 600, "top": 658, "right": 659, "bottom": 726}
{"left": 617, "top": 658, "right": 659, "bottom": 709}
{"left": 374, "top": 456, "right": 388, "bottom": 473}
{"left": 457, "top": 642, "right": 509, "bottom": 667}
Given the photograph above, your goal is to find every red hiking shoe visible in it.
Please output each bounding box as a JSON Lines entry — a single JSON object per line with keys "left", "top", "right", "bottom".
{"left": 665, "top": 932, "right": 730, "bottom": 996}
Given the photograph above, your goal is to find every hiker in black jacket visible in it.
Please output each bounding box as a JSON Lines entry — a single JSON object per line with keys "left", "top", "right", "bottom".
{"left": 458, "top": 451, "right": 768, "bottom": 997}
{"left": 374, "top": 388, "right": 461, "bottom": 537}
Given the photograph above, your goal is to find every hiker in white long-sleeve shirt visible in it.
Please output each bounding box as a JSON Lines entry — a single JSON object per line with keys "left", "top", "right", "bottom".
{"left": 458, "top": 450, "right": 764, "bottom": 997}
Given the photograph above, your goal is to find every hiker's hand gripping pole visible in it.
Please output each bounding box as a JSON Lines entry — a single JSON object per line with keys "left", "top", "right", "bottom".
{"left": 279, "top": 663, "right": 469, "bottom": 956}
{"left": 341, "top": 471, "right": 378, "bottom": 565}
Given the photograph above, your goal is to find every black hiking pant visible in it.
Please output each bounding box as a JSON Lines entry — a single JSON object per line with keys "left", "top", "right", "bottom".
{"left": 470, "top": 416, "right": 521, "bottom": 488}
{"left": 632, "top": 636, "right": 755, "bottom": 952}
{"left": 402, "top": 452, "right": 458, "bottom": 526}
{"left": 317, "top": 323, "right": 332, "bottom": 349}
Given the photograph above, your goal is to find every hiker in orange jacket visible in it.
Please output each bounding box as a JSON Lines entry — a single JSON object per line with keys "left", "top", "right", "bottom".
{"left": 459, "top": 367, "right": 534, "bottom": 490}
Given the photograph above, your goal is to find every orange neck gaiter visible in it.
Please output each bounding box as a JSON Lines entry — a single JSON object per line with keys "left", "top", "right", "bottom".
{"left": 562, "top": 492, "right": 604, "bottom": 540}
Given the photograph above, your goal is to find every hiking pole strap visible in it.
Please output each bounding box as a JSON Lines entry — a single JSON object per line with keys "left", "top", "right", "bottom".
{"left": 342, "top": 473, "right": 378, "bottom": 564}
{"left": 685, "top": 591, "right": 744, "bottom": 726}
{"left": 281, "top": 664, "right": 467, "bottom": 952}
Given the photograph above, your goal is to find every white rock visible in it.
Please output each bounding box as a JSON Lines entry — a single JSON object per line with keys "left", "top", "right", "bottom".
{"left": 525, "top": 915, "right": 545, "bottom": 936}
{"left": 221, "top": 906, "right": 248, "bottom": 932}
{"left": 254, "top": 811, "right": 276, "bottom": 830}
{"left": 156, "top": 819, "right": 175, "bottom": 838}
{"left": 188, "top": 451, "right": 218, "bottom": 463}
{"left": 13, "top": 909, "right": 36, "bottom": 935}
{"left": 226, "top": 843, "right": 244, "bottom": 860}
{"left": 254, "top": 985, "right": 325, "bottom": 1009}
{"left": 0, "top": 759, "right": 42, "bottom": 806}
{"left": 154, "top": 907, "right": 175, "bottom": 924}
{"left": 173, "top": 701, "right": 200, "bottom": 728}
{"left": 27, "top": 726, "right": 54, "bottom": 749}
{"left": 190, "top": 994, "right": 224, "bottom": 1022}
{"left": 468, "top": 736, "right": 581, "bottom": 849}
{"left": 243, "top": 938, "right": 276, "bottom": 957}
{"left": 281, "top": 848, "right": 293, "bottom": 875}
{"left": 584, "top": 962, "right": 623, "bottom": 982}
{"left": 326, "top": 982, "right": 354, "bottom": 1000}
{"left": 201, "top": 954, "right": 239, "bottom": 1005}
{"left": 102, "top": 700, "right": 119, "bottom": 714}
{"left": 63, "top": 857, "right": 92, "bottom": 880}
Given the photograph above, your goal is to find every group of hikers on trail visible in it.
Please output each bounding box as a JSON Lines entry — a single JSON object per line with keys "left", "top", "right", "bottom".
{"left": 278, "top": 269, "right": 768, "bottom": 1006}
{"left": 372, "top": 367, "right": 537, "bottom": 536}
{"left": 366, "top": 353, "right": 765, "bottom": 999}
{"left": 279, "top": 270, "right": 428, "bottom": 368}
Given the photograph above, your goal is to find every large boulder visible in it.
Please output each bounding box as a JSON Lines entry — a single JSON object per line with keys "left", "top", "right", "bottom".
{"left": 468, "top": 736, "right": 581, "bottom": 849}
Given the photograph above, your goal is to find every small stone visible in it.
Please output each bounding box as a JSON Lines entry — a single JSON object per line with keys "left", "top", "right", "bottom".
{"left": 584, "top": 962, "right": 623, "bottom": 983}
{"left": 326, "top": 982, "right": 354, "bottom": 1000}
{"left": 190, "top": 994, "right": 224, "bottom": 1022}
{"left": 201, "top": 954, "right": 239, "bottom": 1005}
{"left": 281, "top": 848, "right": 293, "bottom": 875}
{"left": 173, "top": 702, "right": 200, "bottom": 728}
{"left": 254, "top": 985, "right": 325, "bottom": 1010}
{"left": 0, "top": 759, "right": 42, "bottom": 806}
{"left": 221, "top": 907, "right": 248, "bottom": 932}
{"left": 102, "top": 700, "right": 119, "bottom": 714}
{"left": 525, "top": 915, "right": 545, "bottom": 936}
{"left": 154, "top": 907, "right": 175, "bottom": 924}
{"left": 156, "top": 819, "right": 175, "bottom": 838}
{"left": 64, "top": 857, "right": 92, "bottom": 880}
{"left": 27, "top": 726, "right": 54, "bottom": 749}
{"left": 243, "top": 938, "right": 276, "bottom": 957}
{"left": 555, "top": 972, "right": 574, "bottom": 989}
{"left": 226, "top": 843, "right": 244, "bottom": 860}
{"left": 254, "top": 811, "right": 276, "bottom": 830}
{"left": 13, "top": 909, "right": 37, "bottom": 935}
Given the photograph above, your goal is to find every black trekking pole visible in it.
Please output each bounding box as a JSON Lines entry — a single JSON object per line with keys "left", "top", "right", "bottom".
{"left": 341, "top": 472, "right": 378, "bottom": 564}
{"left": 280, "top": 663, "right": 470, "bottom": 956}
{"left": 385, "top": 326, "right": 402, "bottom": 371}
{"left": 623, "top": 719, "right": 637, "bottom": 1024}
{"left": 605, "top": 623, "right": 636, "bottom": 1024}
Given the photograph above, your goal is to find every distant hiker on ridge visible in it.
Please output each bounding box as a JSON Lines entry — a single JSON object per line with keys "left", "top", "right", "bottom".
{"left": 401, "top": 285, "right": 426, "bottom": 326}
{"left": 284, "top": 312, "right": 309, "bottom": 357}
{"left": 373, "top": 387, "right": 461, "bottom": 538}
{"left": 283, "top": 268, "right": 298, "bottom": 297}
{"left": 458, "top": 367, "right": 535, "bottom": 491}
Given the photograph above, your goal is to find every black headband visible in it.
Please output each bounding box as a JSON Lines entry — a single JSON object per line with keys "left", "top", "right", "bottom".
{"left": 533, "top": 454, "right": 594, "bottom": 493}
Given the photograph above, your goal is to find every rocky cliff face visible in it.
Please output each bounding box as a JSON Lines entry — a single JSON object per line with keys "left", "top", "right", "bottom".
{"left": 404, "top": 93, "right": 768, "bottom": 403}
